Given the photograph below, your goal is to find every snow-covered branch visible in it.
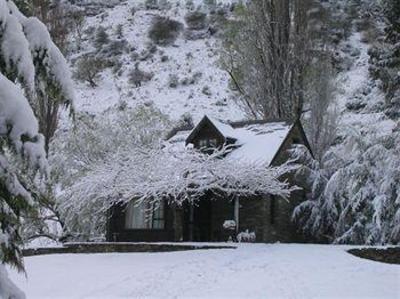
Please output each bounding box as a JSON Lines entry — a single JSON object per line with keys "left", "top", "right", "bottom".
{"left": 63, "top": 144, "right": 299, "bottom": 216}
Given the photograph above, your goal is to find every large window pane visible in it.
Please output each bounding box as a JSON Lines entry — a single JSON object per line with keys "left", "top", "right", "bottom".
{"left": 125, "top": 200, "right": 165, "bottom": 229}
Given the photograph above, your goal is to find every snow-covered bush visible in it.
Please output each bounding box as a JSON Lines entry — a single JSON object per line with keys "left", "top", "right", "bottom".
{"left": 129, "top": 63, "right": 153, "bottom": 87}
{"left": 148, "top": 16, "right": 183, "bottom": 46}
{"left": 168, "top": 73, "right": 179, "bottom": 88}
{"left": 145, "top": 0, "right": 159, "bottom": 10}
{"left": 74, "top": 56, "right": 105, "bottom": 87}
{"left": 185, "top": 11, "right": 207, "bottom": 30}
{"left": 185, "top": 0, "right": 194, "bottom": 10}
{"left": 223, "top": 220, "right": 236, "bottom": 230}
{"left": 237, "top": 230, "right": 256, "bottom": 243}
{"left": 115, "top": 24, "right": 123, "bottom": 39}
{"left": 202, "top": 85, "right": 212, "bottom": 96}
{"left": 94, "top": 26, "right": 110, "bottom": 49}
{"left": 184, "top": 29, "right": 208, "bottom": 40}
{"left": 99, "top": 39, "right": 128, "bottom": 57}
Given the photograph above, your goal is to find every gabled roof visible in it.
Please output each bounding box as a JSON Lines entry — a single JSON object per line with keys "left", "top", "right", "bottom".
{"left": 225, "top": 121, "right": 292, "bottom": 165}
{"left": 185, "top": 115, "right": 237, "bottom": 145}
{"left": 168, "top": 115, "right": 311, "bottom": 166}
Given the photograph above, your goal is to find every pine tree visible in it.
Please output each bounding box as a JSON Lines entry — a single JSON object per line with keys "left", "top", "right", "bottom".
{"left": 369, "top": 0, "right": 400, "bottom": 119}
{"left": 94, "top": 26, "right": 110, "bottom": 49}
{"left": 0, "top": 1, "right": 74, "bottom": 296}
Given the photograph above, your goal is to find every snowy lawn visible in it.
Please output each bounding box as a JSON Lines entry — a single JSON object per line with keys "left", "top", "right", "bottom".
{"left": 9, "top": 244, "right": 400, "bottom": 299}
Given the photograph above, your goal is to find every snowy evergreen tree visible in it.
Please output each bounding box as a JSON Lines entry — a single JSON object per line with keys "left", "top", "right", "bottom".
{"left": 368, "top": 0, "right": 400, "bottom": 119}
{"left": 293, "top": 127, "right": 400, "bottom": 244}
{"left": 0, "top": 1, "right": 74, "bottom": 296}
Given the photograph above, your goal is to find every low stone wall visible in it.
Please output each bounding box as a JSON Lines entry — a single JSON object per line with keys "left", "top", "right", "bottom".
{"left": 23, "top": 242, "right": 235, "bottom": 257}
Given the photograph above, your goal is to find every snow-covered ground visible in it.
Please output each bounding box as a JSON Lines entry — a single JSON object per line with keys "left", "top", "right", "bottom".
{"left": 72, "top": 0, "right": 244, "bottom": 122}
{"left": 8, "top": 244, "right": 400, "bottom": 299}
{"left": 335, "top": 31, "right": 396, "bottom": 136}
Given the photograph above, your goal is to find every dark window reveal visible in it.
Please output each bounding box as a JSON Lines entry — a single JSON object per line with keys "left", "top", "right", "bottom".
{"left": 125, "top": 200, "right": 165, "bottom": 229}
{"left": 270, "top": 196, "right": 276, "bottom": 225}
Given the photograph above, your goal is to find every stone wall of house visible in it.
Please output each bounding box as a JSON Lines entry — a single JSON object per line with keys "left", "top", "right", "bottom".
{"left": 238, "top": 191, "right": 307, "bottom": 243}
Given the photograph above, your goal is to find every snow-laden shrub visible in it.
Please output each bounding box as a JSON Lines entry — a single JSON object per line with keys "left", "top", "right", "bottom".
{"left": 145, "top": 0, "right": 159, "bottom": 10}
{"left": 223, "top": 220, "right": 236, "bottom": 230}
{"left": 168, "top": 74, "right": 179, "bottom": 88}
{"left": 99, "top": 39, "right": 128, "bottom": 56}
{"left": 237, "top": 230, "right": 256, "bottom": 243}
{"left": 185, "top": 0, "right": 194, "bottom": 10}
{"left": 160, "top": 55, "right": 169, "bottom": 62}
{"left": 73, "top": 56, "right": 105, "bottom": 87}
{"left": 158, "top": 0, "right": 171, "bottom": 10}
{"left": 202, "top": 85, "right": 212, "bottom": 96}
{"left": 185, "top": 11, "right": 207, "bottom": 30}
{"left": 115, "top": 24, "right": 123, "bottom": 39}
{"left": 94, "top": 26, "right": 109, "bottom": 49}
{"left": 184, "top": 29, "right": 208, "bottom": 40}
{"left": 129, "top": 63, "right": 153, "bottom": 87}
{"left": 148, "top": 16, "right": 183, "bottom": 46}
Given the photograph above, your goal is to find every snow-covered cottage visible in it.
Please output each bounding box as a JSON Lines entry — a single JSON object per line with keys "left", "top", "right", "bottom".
{"left": 107, "top": 115, "right": 312, "bottom": 243}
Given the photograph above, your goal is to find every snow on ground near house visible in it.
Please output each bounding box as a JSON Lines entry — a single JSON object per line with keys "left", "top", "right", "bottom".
{"left": 8, "top": 244, "right": 400, "bottom": 299}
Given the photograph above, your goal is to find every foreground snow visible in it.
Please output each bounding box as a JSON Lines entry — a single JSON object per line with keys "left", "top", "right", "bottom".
{"left": 8, "top": 244, "right": 399, "bottom": 299}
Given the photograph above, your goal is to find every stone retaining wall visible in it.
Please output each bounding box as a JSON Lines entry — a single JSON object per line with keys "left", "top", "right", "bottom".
{"left": 22, "top": 242, "right": 235, "bottom": 257}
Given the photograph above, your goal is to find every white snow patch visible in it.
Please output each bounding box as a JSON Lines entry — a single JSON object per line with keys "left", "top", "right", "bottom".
{"left": 8, "top": 244, "right": 400, "bottom": 299}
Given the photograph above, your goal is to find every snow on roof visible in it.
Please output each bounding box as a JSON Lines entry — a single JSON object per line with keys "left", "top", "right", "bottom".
{"left": 168, "top": 116, "right": 293, "bottom": 166}
{"left": 207, "top": 116, "right": 237, "bottom": 139}
{"left": 226, "top": 122, "right": 292, "bottom": 165}
{"left": 168, "top": 129, "right": 191, "bottom": 144}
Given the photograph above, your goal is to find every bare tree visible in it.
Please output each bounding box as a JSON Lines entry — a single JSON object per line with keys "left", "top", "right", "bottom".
{"left": 221, "top": 0, "right": 312, "bottom": 120}
{"left": 70, "top": 9, "right": 86, "bottom": 51}
{"left": 305, "top": 57, "right": 338, "bottom": 162}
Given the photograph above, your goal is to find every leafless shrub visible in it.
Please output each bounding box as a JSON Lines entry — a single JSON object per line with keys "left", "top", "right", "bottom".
{"left": 129, "top": 63, "right": 153, "bottom": 87}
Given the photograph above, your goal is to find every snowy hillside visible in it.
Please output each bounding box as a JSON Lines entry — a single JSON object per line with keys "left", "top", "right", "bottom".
{"left": 335, "top": 31, "right": 396, "bottom": 137}
{"left": 70, "top": 0, "right": 243, "bottom": 122}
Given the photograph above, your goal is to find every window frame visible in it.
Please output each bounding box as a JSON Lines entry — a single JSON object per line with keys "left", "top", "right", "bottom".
{"left": 124, "top": 200, "right": 166, "bottom": 231}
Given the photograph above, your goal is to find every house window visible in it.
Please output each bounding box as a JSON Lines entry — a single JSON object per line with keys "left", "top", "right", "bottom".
{"left": 198, "top": 138, "right": 218, "bottom": 148}
{"left": 209, "top": 138, "right": 217, "bottom": 147}
{"left": 199, "top": 139, "right": 208, "bottom": 148}
{"left": 152, "top": 203, "right": 165, "bottom": 229}
{"left": 125, "top": 200, "right": 165, "bottom": 229}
